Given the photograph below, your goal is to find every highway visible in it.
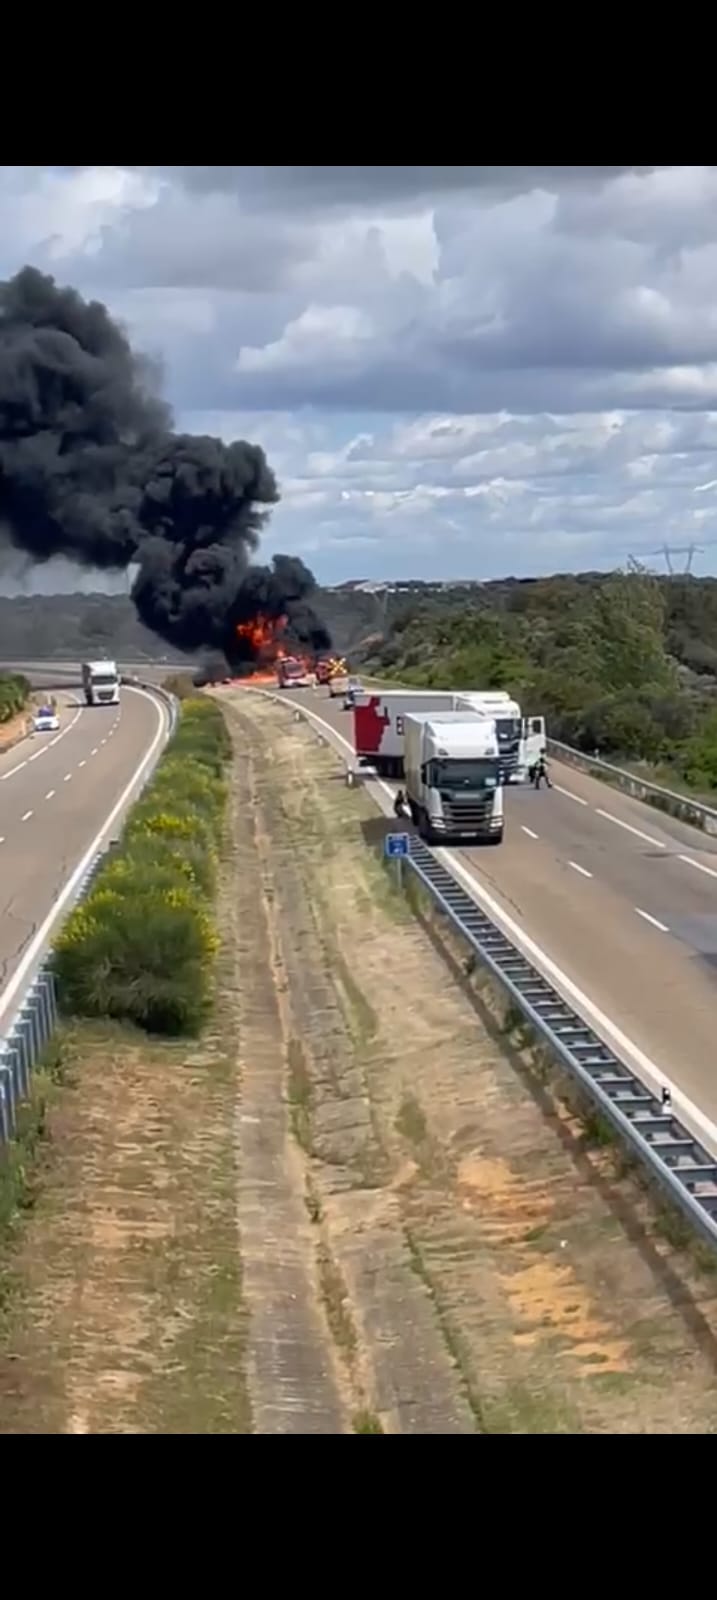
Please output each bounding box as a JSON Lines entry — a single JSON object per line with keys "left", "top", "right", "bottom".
{"left": 270, "top": 686, "right": 717, "bottom": 1141}
{"left": 0, "top": 683, "right": 168, "bottom": 1031}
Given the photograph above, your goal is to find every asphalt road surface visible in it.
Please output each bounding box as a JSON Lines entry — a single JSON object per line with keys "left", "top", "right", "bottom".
{"left": 0, "top": 685, "right": 167, "bottom": 1028}
{"left": 260, "top": 685, "right": 717, "bottom": 1140}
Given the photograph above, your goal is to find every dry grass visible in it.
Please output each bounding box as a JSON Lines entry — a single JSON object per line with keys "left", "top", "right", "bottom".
{"left": 0, "top": 1021, "right": 249, "bottom": 1434}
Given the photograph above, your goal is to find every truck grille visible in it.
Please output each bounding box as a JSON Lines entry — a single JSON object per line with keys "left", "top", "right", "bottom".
{"left": 441, "top": 795, "right": 497, "bottom": 830}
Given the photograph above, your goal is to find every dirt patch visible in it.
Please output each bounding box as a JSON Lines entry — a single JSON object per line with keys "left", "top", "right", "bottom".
{"left": 0, "top": 711, "right": 30, "bottom": 753}
{"left": 225, "top": 691, "right": 717, "bottom": 1434}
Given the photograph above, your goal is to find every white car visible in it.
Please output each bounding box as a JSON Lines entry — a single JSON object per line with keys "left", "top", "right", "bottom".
{"left": 33, "top": 707, "right": 60, "bottom": 733}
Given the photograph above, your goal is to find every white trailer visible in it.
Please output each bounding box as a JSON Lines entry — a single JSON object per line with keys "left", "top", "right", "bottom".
{"left": 352, "top": 689, "right": 545, "bottom": 781}
{"left": 81, "top": 659, "right": 120, "bottom": 707}
{"left": 404, "top": 712, "right": 504, "bottom": 845}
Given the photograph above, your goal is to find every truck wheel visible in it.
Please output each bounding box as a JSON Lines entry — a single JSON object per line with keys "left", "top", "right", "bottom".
{"left": 419, "top": 811, "right": 436, "bottom": 845}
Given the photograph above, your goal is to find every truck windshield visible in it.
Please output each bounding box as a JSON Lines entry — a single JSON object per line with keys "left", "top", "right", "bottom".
{"left": 495, "top": 717, "right": 521, "bottom": 743}
{"left": 429, "top": 759, "right": 499, "bottom": 789}
{"left": 91, "top": 673, "right": 117, "bottom": 685}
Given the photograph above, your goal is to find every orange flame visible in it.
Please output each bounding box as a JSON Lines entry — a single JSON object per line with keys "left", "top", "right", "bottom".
{"left": 232, "top": 611, "right": 309, "bottom": 685}
{"left": 235, "top": 612, "right": 287, "bottom": 657}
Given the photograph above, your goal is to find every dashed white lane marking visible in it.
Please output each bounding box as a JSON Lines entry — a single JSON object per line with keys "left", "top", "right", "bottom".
{"left": 678, "top": 853, "right": 717, "bottom": 881}
{"left": 1, "top": 702, "right": 82, "bottom": 781}
{"left": 91, "top": 748, "right": 98, "bottom": 756}
{"left": 596, "top": 807, "right": 666, "bottom": 849}
{"left": 635, "top": 907, "right": 669, "bottom": 933}
{"left": 78, "top": 759, "right": 86, "bottom": 768}
{"left": 45, "top": 790, "right": 55, "bottom": 800}
{"left": 569, "top": 859, "right": 593, "bottom": 879}
{"left": 0, "top": 836, "right": 4, "bottom": 845}
{"left": 64, "top": 773, "right": 72, "bottom": 782}
{"left": 554, "top": 783, "right": 588, "bottom": 806}
{"left": 101, "top": 738, "right": 107, "bottom": 746}
{"left": 521, "top": 825, "right": 539, "bottom": 840}
{"left": 21, "top": 810, "right": 33, "bottom": 822}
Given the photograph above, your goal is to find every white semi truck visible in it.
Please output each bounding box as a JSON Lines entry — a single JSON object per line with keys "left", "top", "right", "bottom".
{"left": 81, "top": 659, "right": 120, "bottom": 707}
{"left": 403, "top": 712, "right": 504, "bottom": 845}
{"left": 352, "top": 689, "right": 545, "bottom": 781}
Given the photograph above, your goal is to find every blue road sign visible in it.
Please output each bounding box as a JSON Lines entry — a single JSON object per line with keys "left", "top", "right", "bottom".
{"left": 385, "top": 832, "right": 410, "bottom": 859}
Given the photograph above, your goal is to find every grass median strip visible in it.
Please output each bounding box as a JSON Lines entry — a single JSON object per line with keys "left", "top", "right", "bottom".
{"left": 52, "top": 695, "right": 230, "bottom": 1035}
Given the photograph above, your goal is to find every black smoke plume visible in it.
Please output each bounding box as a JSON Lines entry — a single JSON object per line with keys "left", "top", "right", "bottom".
{"left": 0, "top": 265, "right": 331, "bottom": 670}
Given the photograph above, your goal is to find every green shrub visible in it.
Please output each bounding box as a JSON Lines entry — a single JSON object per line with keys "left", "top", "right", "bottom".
{"left": 127, "top": 804, "right": 215, "bottom": 857}
{"left": 52, "top": 694, "right": 230, "bottom": 1036}
{"left": 147, "top": 758, "right": 227, "bottom": 838}
{"left": 53, "top": 885, "right": 218, "bottom": 1034}
{"left": 0, "top": 671, "right": 30, "bottom": 725}
{"left": 110, "top": 833, "right": 218, "bottom": 898}
{"left": 170, "top": 722, "right": 231, "bottom": 777}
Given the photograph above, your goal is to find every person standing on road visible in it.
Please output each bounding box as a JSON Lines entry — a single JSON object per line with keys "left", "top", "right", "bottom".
{"left": 533, "top": 752, "right": 552, "bottom": 790}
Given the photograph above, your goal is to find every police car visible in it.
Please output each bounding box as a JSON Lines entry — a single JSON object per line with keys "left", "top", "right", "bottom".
{"left": 33, "top": 705, "right": 60, "bottom": 734}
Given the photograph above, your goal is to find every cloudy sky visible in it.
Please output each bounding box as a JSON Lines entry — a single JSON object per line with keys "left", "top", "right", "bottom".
{"left": 4, "top": 163, "right": 717, "bottom": 586}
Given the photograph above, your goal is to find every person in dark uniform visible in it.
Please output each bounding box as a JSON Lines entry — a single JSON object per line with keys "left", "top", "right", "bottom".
{"left": 393, "top": 788, "right": 410, "bottom": 820}
{"left": 533, "top": 752, "right": 552, "bottom": 790}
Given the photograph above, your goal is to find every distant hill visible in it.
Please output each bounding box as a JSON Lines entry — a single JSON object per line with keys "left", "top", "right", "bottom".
{"left": 0, "top": 594, "right": 190, "bottom": 662}
{"left": 0, "top": 586, "right": 394, "bottom": 665}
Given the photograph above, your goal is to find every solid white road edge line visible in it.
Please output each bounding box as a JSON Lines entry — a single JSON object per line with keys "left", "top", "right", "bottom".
{"left": 0, "top": 687, "right": 168, "bottom": 1032}
{"left": 271, "top": 692, "right": 717, "bottom": 1161}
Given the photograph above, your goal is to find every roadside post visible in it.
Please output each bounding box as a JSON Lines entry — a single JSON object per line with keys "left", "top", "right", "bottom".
{"left": 384, "top": 830, "right": 410, "bottom": 892}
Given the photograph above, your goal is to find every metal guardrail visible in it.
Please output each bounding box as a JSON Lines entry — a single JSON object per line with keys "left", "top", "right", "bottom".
{"left": 546, "top": 737, "right": 717, "bottom": 837}
{"left": 404, "top": 837, "right": 717, "bottom": 1252}
{"left": 0, "top": 680, "right": 177, "bottom": 1147}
